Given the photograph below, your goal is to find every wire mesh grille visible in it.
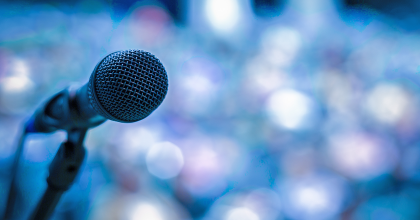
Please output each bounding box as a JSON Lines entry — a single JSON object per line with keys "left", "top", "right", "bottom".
{"left": 88, "top": 50, "right": 168, "bottom": 122}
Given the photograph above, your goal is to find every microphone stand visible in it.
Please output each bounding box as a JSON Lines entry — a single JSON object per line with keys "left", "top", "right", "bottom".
{"left": 3, "top": 130, "right": 27, "bottom": 220}
{"left": 29, "top": 128, "right": 87, "bottom": 220}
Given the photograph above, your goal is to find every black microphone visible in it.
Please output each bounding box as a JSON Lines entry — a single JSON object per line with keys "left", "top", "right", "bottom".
{"left": 26, "top": 49, "right": 169, "bottom": 133}
{"left": 3, "top": 50, "right": 168, "bottom": 220}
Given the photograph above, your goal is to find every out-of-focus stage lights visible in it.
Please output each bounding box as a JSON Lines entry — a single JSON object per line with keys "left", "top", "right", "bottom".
{"left": 225, "top": 208, "right": 260, "bottom": 220}
{"left": 244, "top": 27, "right": 302, "bottom": 98}
{"left": 0, "top": 58, "right": 35, "bottom": 114}
{"left": 180, "top": 142, "right": 228, "bottom": 197}
{"left": 326, "top": 131, "right": 398, "bottom": 180}
{"left": 364, "top": 83, "right": 415, "bottom": 126}
{"left": 106, "top": 125, "right": 163, "bottom": 164}
{"left": 317, "top": 70, "right": 356, "bottom": 115}
{"left": 204, "top": 188, "right": 282, "bottom": 220}
{"left": 260, "top": 27, "right": 302, "bottom": 68}
{"left": 146, "top": 142, "right": 184, "bottom": 179}
{"left": 89, "top": 191, "right": 188, "bottom": 220}
{"left": 266, "top": 89, "right": 316, "bottom": 130}
{"left": 278, "top": 175, "right": 347, "bottom": 219}
{"left": 205, "top": 0, "right": 241, "bottom": 34}
{"left": 178, "top": 57, "right": 224, "bottom": 115}
{"left": 128, "top": 203, "right": 164, "bottom": 220}
{"left": 178, "top": 136, "right": 244, "bottom": 198}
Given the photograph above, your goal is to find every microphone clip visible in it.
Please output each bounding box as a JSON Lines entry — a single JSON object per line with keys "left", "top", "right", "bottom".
{"left": 26, "top": 86, "right": 105, "bottom": 133}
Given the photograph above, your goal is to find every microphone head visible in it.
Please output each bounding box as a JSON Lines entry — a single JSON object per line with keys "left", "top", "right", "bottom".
{"left": 87, "top": 50, "right": 168, "bottom": 122}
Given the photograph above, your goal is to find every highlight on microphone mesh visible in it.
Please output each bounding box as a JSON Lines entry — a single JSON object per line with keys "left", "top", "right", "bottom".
{"left": 87, "top": 49, "right": 168, "bottom": 122}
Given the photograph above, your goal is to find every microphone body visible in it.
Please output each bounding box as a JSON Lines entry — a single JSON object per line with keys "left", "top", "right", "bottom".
{"left": 26, "top": 49, "right": 169, "bottom": 133}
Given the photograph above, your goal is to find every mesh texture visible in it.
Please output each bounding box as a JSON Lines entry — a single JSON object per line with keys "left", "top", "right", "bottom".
{"left": 88, "top": 50, "right": 168, "bottom": 122}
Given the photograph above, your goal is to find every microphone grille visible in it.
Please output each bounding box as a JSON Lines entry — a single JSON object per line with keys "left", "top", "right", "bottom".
{"left": 88, "top": 50, "right": 168, "bottom": 122}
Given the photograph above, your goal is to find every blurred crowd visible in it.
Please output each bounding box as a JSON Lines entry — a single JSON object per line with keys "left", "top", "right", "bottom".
{"left": 2, "top": 0, "right": 420, "bottom": 219}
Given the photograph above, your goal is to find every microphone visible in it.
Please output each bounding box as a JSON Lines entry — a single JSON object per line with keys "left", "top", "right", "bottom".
{"left": 26, "top": 49, "right": 169, "bottom": 133}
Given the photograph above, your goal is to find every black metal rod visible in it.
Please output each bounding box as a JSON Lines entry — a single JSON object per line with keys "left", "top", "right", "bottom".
{"left": 29, "top": 129, "right": 87, "bottom": 220}
{"left": 3, "top": 131, "right": 26, "bottom": 220}
{"left": 29, "top": 186, "right": 64, "bottom": 220}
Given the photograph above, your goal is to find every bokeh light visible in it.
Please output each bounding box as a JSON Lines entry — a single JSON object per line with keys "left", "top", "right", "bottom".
{"left": 225, "top": 207, "right": 260, "bottom": 220}
{"left": 364, "top": 83, "right": 414, "bottom": 125}
{"left": 279, "top": 175, "right": 347, "bottom": 220}
{"left": 204, "top": 188, "right": 282, "bottom": 220}
{"left": 117, "top": 126, "right": 161, "bottom": 162}
{"left": 129, "top": 203, "right": 164, "bottom": 220}
{"left": 327, "top": 131, "right": 398, "bottom": 180}
{"left": 260, "top": 27, "right": 302, "bottom": 68}
{"left": 146, "top": 142, "right": 184, "bottom": 179}
{"left": 266, "top": 88, "right": 315, "bottom": 130}
{"left": 205, "top": 0, "right": 241, "bottom": 33}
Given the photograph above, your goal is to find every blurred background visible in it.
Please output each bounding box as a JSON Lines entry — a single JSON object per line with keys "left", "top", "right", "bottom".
{"left": 1, "top": 0, "right": 420, "bottom": 219}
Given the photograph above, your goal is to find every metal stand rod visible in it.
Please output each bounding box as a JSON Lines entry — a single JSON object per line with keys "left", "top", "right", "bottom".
{"left": 3, "top": 131, "right": 27, "bottom": 220}
{"left": 29, "top": 187, "right": 64, "bottom": 220}
{"left": 29, "top": 129, "right": 87, "bottom": 220}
